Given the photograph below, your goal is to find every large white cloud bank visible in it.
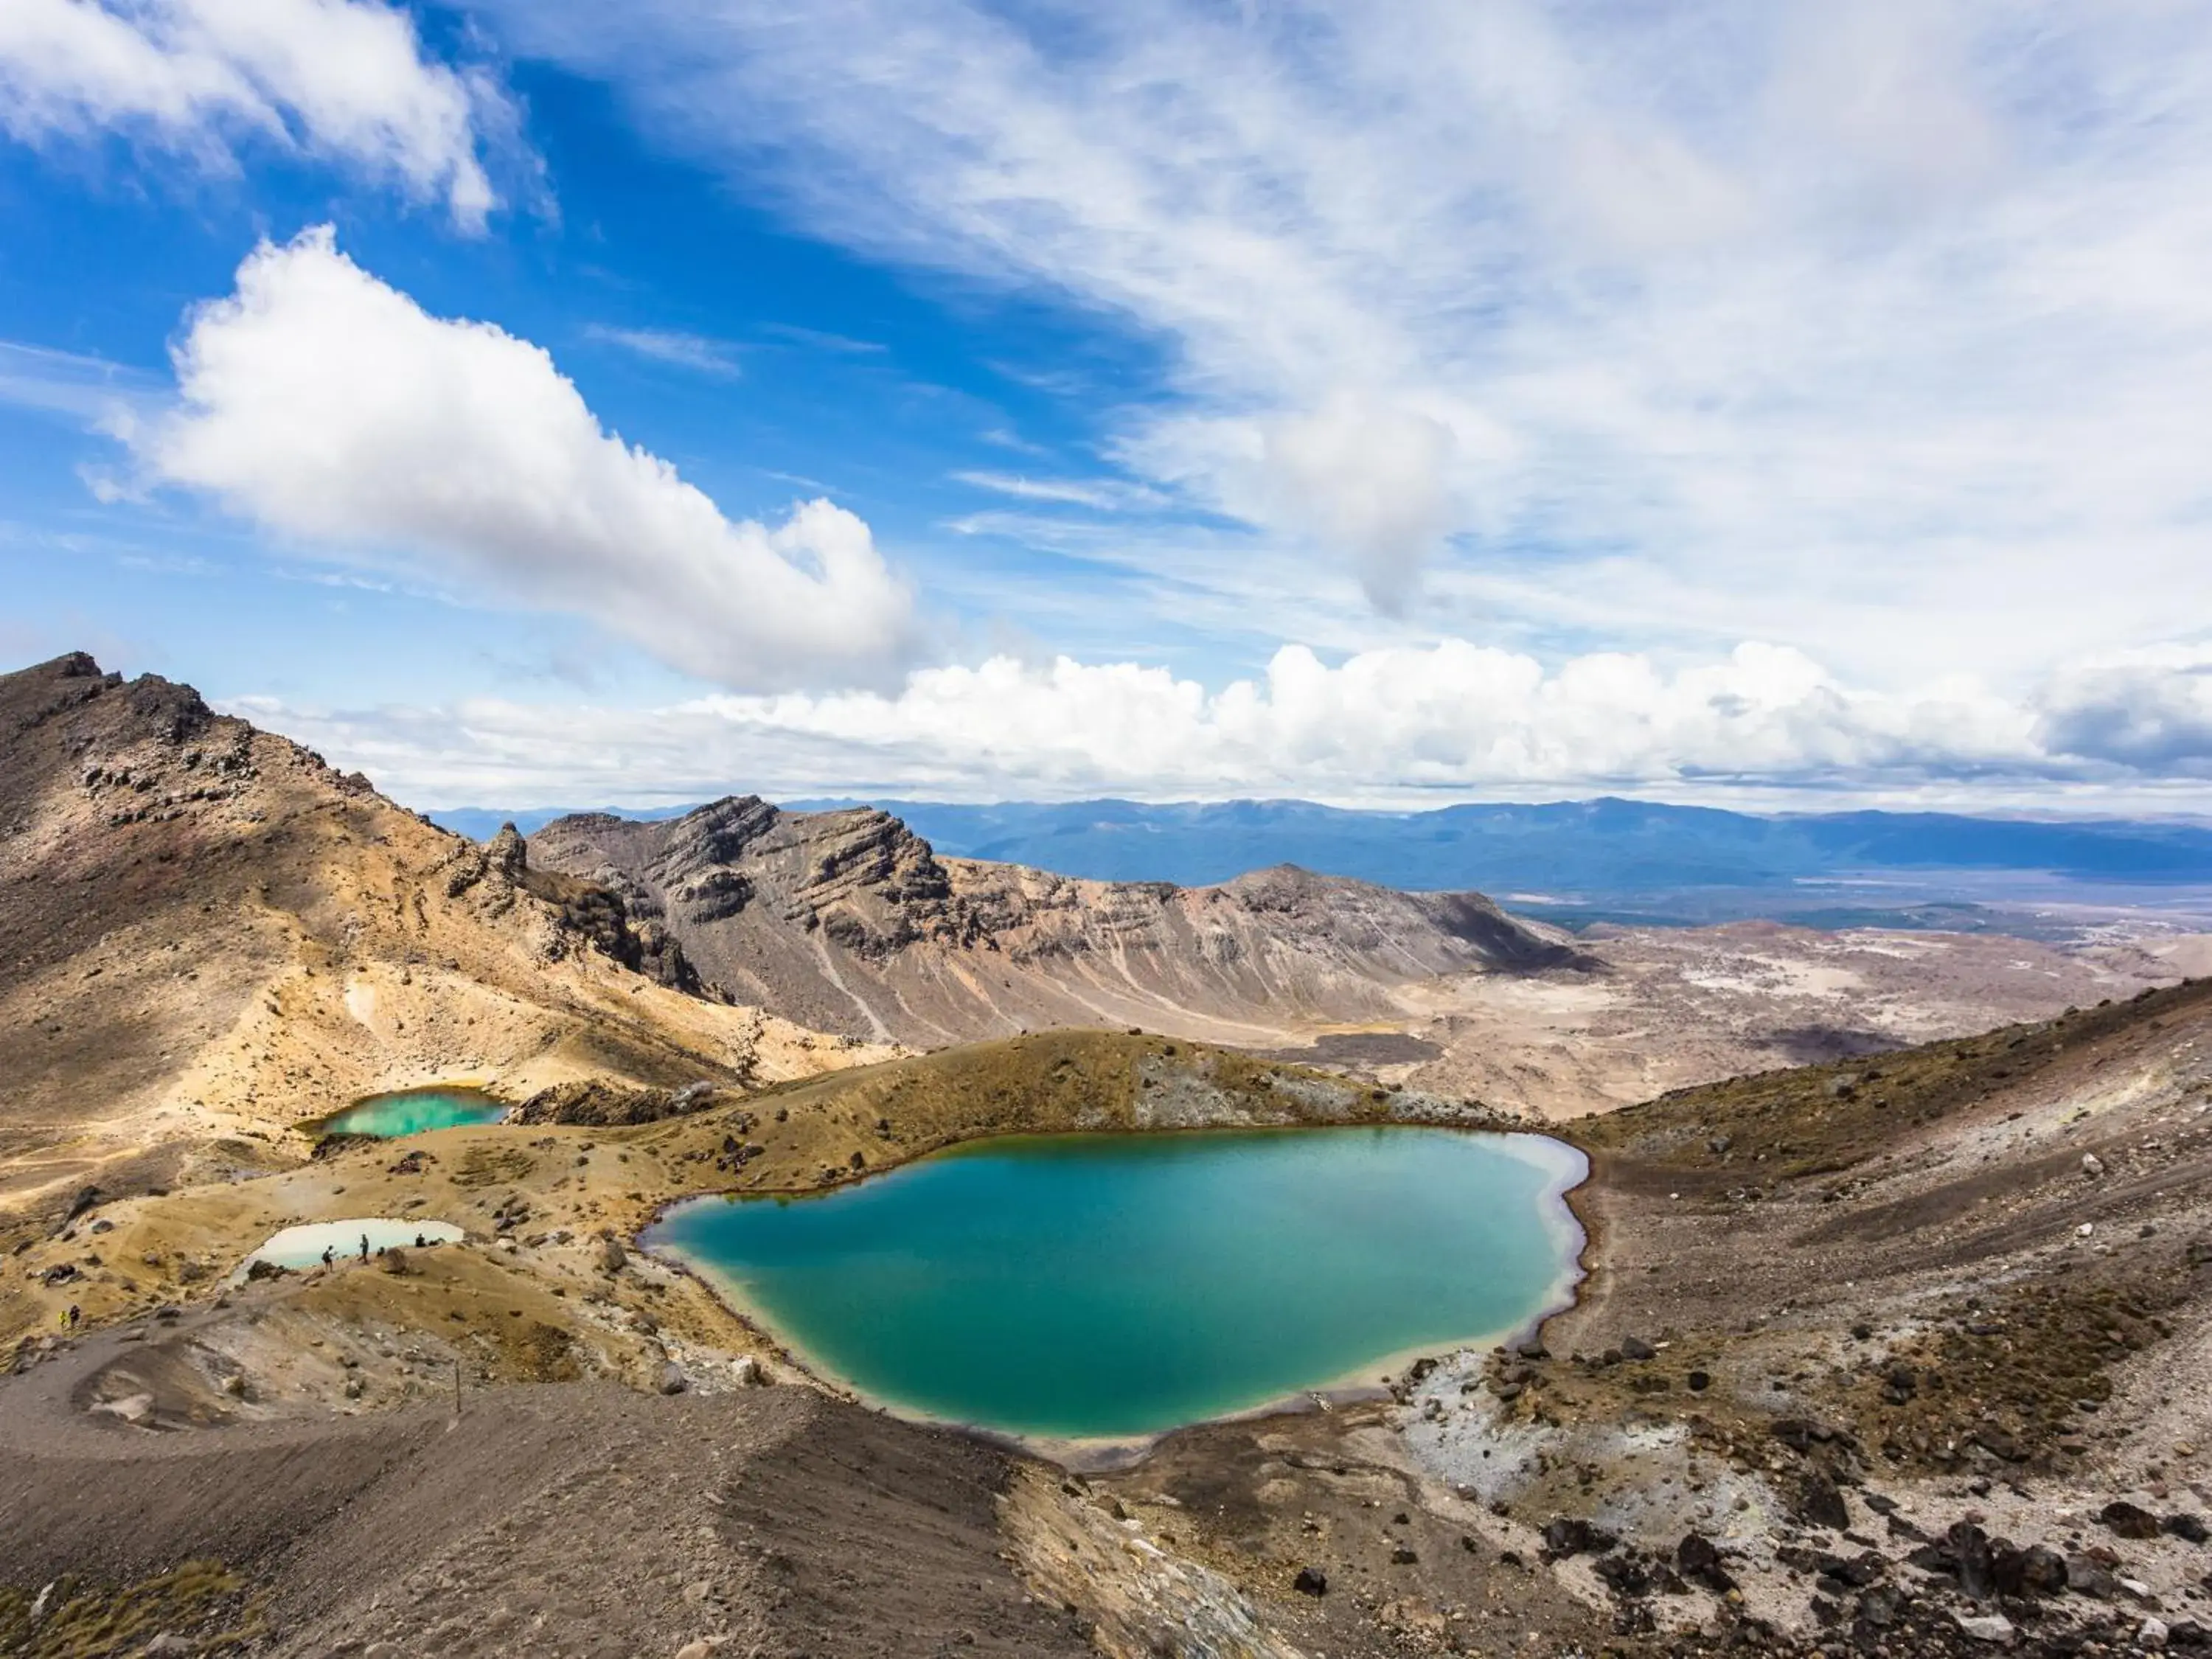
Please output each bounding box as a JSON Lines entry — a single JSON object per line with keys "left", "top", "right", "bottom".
{"left": 0, "top": 0, "right": 509, "bottom": 226}
{"left": 124, "top": 228, "right": 917, "bottom": 690}
{"left": 237, "top": 637, "right": 2212, "bottom": 812}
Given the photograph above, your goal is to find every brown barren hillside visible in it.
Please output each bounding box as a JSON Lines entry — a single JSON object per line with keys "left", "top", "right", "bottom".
{"left": 529, "top": 798, "right": 2190, "bottom": 1119}
{"left": 0, "top": 653, "right": 888, "bottom": 1229}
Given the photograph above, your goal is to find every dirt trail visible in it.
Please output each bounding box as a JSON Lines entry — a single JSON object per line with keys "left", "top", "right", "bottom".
{"left": 0, "top": 1345, "right": 1096, "bottom": 1659}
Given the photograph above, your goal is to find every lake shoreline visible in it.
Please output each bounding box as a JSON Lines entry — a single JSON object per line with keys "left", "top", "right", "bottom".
{"left": 644, "top": 1121, "right": 1593, "bottom": 1466}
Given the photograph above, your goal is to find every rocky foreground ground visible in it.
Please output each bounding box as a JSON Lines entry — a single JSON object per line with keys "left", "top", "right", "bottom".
{"left": 6, "top": 647, "right": 2212, "bottom": 1658}
{"left": 2, "top": 979, "right": 2211, "bottom": 1657}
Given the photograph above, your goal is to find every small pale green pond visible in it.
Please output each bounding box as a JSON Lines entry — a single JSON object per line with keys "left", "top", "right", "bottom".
{"left": 647, "top": 1127, "right": 1585, "bottom": 1440}
{"left": 317, "top": 1088, "right": 509, "bottom": 1138}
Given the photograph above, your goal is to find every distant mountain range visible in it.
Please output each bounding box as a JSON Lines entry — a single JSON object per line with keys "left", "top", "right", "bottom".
{"left": 430, "top": 797, "right": 2212, "bottom": 928}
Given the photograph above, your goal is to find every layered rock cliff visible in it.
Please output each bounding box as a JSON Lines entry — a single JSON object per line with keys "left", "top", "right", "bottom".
{"left": 529, "top": 796, "right": 1591, "bottom": 1048}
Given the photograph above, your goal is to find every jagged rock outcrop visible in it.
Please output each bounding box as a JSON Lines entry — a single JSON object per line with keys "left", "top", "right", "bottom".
{"left": 511, "top": 1077, "right": 742, "bottom": 1125}
{"left": 529, "top": 796, "right": 1591, "bottom": 1048}
{"left": 430, "top": 819, "right": 709, "bottom": 994}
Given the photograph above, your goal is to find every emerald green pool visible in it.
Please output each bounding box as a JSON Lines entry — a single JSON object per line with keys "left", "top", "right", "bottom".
{"left": 647, "top": 1127, "right": 1585, "bottom": 1439}
{"left": 318, "top": 1088, "right": 509, "bottom": 1138}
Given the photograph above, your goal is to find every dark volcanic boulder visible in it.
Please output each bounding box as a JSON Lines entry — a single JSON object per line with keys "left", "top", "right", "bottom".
{"left": 1542, "top": 1517, "right": 1616, "bottom": 1559}
{"left": 1677, "top": 1532, "right": 1735, "bottom": 1593}
{"left": 2102, "top": 1500, "right": 2163, "bottom": 1541}
{"left": 1796, "top": 1474, "right": 1851, "bottom": 1532}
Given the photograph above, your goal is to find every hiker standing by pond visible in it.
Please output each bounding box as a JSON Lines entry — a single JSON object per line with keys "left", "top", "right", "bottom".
{"left": 358, "top": 1233, "right": 369, "bottom": 1262}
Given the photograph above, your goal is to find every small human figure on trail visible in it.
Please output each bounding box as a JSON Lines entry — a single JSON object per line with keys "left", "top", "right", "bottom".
{"left": 414, "top": 1234, "right": 425, "bottom": 1248}
{"left": 66, "top": 1304, "right": 80, "bottom": 1330}
{"left": 321, "top": 1245, "right": 334, "bottom": 1267}
{"left": 358, "top": 1233, "right": 369, "bottom": 1262}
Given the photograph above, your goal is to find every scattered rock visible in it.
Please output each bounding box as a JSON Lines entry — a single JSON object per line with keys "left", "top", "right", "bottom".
{"left": 1619, "top": 1335, "right": 1657, "bottom": 1361}
{"left": 1541, "top": 1517, "right": 1616, "bottom": 1559}
{"left": 2017, "top": 1544, "right": 2069, "bottom": 1596}
{"left": 1592, "top": 1552, "right": 1652, "bottom": 1597}
{"left": 597, "top": 1235, "right": 628, "bottom": 1275}
{"left": 2083, "top": 1153, "right": 2107, "bottom": 1177}
{"left": 2066, "top": 1557, "right": 2119, "bottom": 1600}
{"left": 1677, "top": 1532, "right": 1736, "bottom": 1593}
{"left": 1797, "top": 1474, "right": 1851, "bottom": 1531}
{"left": 1970, "top": 1425, "right": 2024, "bottom": 1463}
{"left": 1293, "top": 1566, "right": 1327, "bottom": 1596}
{"left": 1955, "top": 1611, "right": 2016, "bottom": 1644}
{"left": 655, "top": 1362, "right": 688, "bottom": 1396}
{"left": 2104, "top": 1500, "right": 2164, "bottom": 1541}
{"left": 2163, "top": 1512, "right": 2209, "bottom": 1544}
{"left": 1857, "top": 1585, "right": 1902, "bottom": 1628}
{"left": 2142, "top": 1618, "right": 2171, "bottom": 1652}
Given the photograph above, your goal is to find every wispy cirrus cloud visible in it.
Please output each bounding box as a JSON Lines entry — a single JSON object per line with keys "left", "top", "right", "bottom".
{"left": 583, "top": 324, "right": 742, "bottom": 377}
{"left": 476, "top": 0, "right": 2212, "bottom": 684}
{"left": 950, "top": 470, "right": 1164, "bottom": 512}
{"left": 759, "top": 322, "right": 887, "bottom": 355}
{"left": 0, "top": 340, "right": 161, "bottom": 423}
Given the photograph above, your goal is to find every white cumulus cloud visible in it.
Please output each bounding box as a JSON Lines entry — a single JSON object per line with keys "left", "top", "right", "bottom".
{"left": 2037, "top": 646, "right": 2212, "bottom": 772}
{"left": 221, "top": 636, "right": 2212, "bottom": 814}
{"left": 0, "top": 0, "right": 515, "bottom": 226}
{"left": 124, "top": 227, "right": 917, "bottom": 689}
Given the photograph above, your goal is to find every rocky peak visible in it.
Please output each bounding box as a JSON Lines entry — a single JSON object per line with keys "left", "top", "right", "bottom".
{"left": 653, "top": 795, "right": 781, "bottom": 872}
{"left": 780, "top": 807, "right": 955, "bottom": 912}
{"left": 531, "top": 796, "right": 979, "bottom": 961}
{"left": 122, "top": 673, "right": 214, "bottom": 745}
{"left": 486, "top": 821, "right": 529, "bottom": 883}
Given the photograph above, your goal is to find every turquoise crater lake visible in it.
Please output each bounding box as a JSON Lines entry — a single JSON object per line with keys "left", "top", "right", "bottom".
{"left": 647, "top": 1127, "right": 1587, "bottom": 1440}
{"left": 317, "top": 1088, "right": 509, "bottom": 1138}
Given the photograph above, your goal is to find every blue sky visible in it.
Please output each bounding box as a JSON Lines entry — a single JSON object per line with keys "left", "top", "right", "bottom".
{"left": 4, "top": 0, "right": 2211, "bottom": 812}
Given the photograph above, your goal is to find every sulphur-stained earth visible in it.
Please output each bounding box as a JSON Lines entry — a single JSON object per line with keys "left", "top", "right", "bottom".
{"left": 7, "top": 650, "right": 2212, "bottom": 1659}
